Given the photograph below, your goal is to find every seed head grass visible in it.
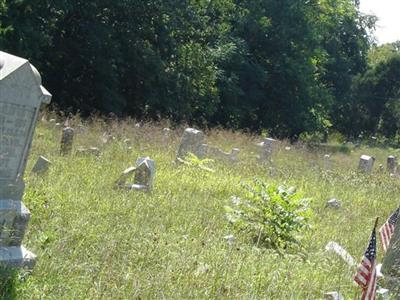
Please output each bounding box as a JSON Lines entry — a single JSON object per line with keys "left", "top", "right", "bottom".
{"left": 2, "top": 114, "right": 399, "bottom": 299}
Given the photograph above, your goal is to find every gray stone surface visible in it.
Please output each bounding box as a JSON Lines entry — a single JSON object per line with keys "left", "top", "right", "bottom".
{"left": 376, "top": 288, "right": 390, "bottom": 300}
{"left": 0, "top": 245, "right": 36, "bottom": 270}
{"left": 323, "top": 291, "right": 344, "bottom": 300}
{"left": 358, "top": 155, "right": 375, "bottom": 173}
{"left": 76, "top": 147, "right": 101, "bottom": 157}
{"left": 202, "top": 145, "right": 240, "bottom": 162}
{"left": 162, "top": 128, "right": 171, "bottom": 146}
{"left": 259, "top": 138, "right": 277, "bottom": 161}
{"left": 116, "top": 158, "right": 156, "bottom": 192}
{"left": 382, "top": 216, "right": 400, "bottom": 296}
{"left": 133, "top": 157, "right": 156, "bottom": 191}
{"left": 325, "top": 241, "right": 356, "bottom": 267}
{"left": 326, "top": 198, "right": 341, "bottom": 209}
{"left": 0, "top": 51, "right": 51, "bottom": 269}
{"left": 387, "top": 155, "right": 397, "bottom": 174}
{"left": 176, "top": 128, "right": 205, "bottom": 160}
{"left": 0, "top": 200, "right": 30, "bottom": 247}
{"left": 31, "top": 156, "right": 51, "bottom": 174}
{"left": 60, "top": 127, "right": 74, "bottom": 155}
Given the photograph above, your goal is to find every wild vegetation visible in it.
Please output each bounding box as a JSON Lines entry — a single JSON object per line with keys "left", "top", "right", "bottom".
{"left": 0, "top": 0, "right": 379, "bottom": 139}
{"left": 1, "top": 114, "right": 399, "bottom": 299}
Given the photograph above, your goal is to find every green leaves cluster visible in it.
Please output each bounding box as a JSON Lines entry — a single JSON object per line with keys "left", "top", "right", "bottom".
{"left": 0, "top": 0, "right": 373, "bottom": 138}
{"left": 225, "top": 179, "right": 312, "bottom": 251}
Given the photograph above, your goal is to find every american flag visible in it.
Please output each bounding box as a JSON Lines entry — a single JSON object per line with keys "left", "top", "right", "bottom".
{"left": 379, "top": 207, "right": 400, "bottom": 252}
{"left": 354, "top": 227, "right": 377, "bottom": 300}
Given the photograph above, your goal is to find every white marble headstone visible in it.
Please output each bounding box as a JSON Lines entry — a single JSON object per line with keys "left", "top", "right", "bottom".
{"left": 0, "top": 51, "right": 51, "bottom": 270}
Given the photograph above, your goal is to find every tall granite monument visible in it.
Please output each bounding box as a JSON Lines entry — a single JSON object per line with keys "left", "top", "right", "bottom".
{"left": 0, "top": 51, "right": 51, "bottom": 269}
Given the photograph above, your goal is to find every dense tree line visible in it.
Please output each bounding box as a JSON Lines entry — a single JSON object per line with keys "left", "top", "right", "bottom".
{"left": 0, "top": 0, "right": 387, "bottom": 139}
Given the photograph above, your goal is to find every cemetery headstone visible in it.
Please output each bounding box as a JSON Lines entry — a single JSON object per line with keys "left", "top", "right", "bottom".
{"left": 202, "top": 145, "right": 240, "bottom": 162}
{"left": 259, "top": 138, "right": 277, "bottom": 161}
{"left": 115, "top": 157, "right": 156, "bottom": 192}
{"left": 60, "top": 127, "right": 74, "bottom": 155}
{"left": 326, "top": 198, "right": 341, "bottom": 209}
{"left": 376, "top": 288, "right": 390, "bottom": 300}
{"left": 387, "top": 156, "right": 397, "bottom": 174}
{"left": 323, "top": 291, "right": 344, "bottom": 300}
{"left": 0, "top": 51, "right": 51, "bottom": 269}
{"left": 325, "top": 241, "right": 356, "bottom": 267}
{"left": 162, "top": 128, "right": 171, "bottom": 146}
{"left": 323, "top": 154, "right": 331, "bottom": 170}
{"left": 176, "top": 128, "right": 205, "bottom": 160}
{"left": 31, "top": 156, "right": 51, "bottom": 174}
{"left": 132, "top": 157, "right": 156, "bottom": 191}
{"left": 358, "top": 155, "right": 375, "bottom": 173}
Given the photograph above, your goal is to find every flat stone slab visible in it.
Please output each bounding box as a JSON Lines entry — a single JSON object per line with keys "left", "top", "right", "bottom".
{"left": 31, "top": 156, "right": 51, "bottom": 174}
{"left": 0, "top": 245, "right": 36, "bottom": 270}
{"left": 325, "top": 241, "right": 356, "bottom": 267}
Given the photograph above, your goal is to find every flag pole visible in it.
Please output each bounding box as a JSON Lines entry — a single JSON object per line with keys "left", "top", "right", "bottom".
{"left": 374, "top": 217, "right": 379, "bottom": 230}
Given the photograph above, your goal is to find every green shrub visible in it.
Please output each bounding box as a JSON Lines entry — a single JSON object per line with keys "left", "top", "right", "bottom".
{"left": 225, "top": 178, "right": 312, "bottom": 252}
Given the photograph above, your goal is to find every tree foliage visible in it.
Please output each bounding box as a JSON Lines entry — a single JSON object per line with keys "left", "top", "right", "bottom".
{"left": 0, "top": 0, "right": 375, "bottom": 138}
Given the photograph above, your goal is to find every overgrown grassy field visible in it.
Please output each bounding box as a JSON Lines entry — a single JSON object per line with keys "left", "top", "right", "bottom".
{"left": 2, "top": 115, "right": 400, "bottom": 299}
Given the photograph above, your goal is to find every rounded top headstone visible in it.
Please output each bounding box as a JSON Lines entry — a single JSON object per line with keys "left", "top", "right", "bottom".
{"left": 30, "top": 63, "right": 42, "bottom": 85}
{"left": 0, "top": 56, "right": 4, "bottom": 70}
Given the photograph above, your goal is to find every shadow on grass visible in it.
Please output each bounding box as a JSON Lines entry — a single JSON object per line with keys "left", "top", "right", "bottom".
{"left": 0, "top": 268, "right": 19, "bottom": 300}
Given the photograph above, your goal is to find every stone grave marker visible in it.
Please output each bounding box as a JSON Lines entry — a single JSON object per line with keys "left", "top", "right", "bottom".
{"left": 326, "top": 198, "right": 341, "bottom": 209}
{"left": 323, "top": 154, "right": 331, "bottom": 170}
{"left": 176, "top": 128, "right": 204, "bottom": 160}
{"left": 387, "top": 156, "right": 397, "bottom": 174}
{"left": 325, "top": 241, "right": 356, "bottom": 267}
{"left": 358, "top": 155, "right": 375, "bottom": 173}
{"left": 60, "top": 127, "right": 74, "bottom": 155}
{"left": 116, "top": 157, "right": 156, "bottom": 192}
{"left": 323, "top": 291, "right": 344, "bottom": 300}
{"left": 201, "top": 144, "right": 240, "bottom": 163}
{"left": 259, "top": 138, "right": 277, "bottom": 161}
{"left": 162, "top": 128, "right": 171, "bottom": 146}
{"left": 0, "top": 51, "right": 51, "bottom": 269}
{"left": 31, "top": 156, "right": 51, "bottom": 174}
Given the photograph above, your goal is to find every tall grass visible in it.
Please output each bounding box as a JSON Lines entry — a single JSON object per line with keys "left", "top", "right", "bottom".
{"left": 2, "top": 114, "right": 399, "bottom": 299}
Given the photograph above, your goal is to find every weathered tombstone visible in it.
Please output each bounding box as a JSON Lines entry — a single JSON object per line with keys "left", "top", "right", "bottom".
{"left": 325, "top": 241, "right": 356, "bottom": 267}
{"left": 115, "top": 157, "right": 156, "bottom": 192}
{"left": 176, "top": 128, "right": 205, "bottom": 160}
{"left": 387, "top": 156, "right": 397, "bottom": 174}
{"left": 132, "top": 157, "right": 156, "bottom": 191}
{"left": 358, "top": 155, "right": 375, "bottom": 173}
{"left": 162, "top": 128, "right": 171, "bottom": 146}
{"left": 323, "top": 291, "right": 344, "bottom": 300}
{"left": 202, "top": 145, "right": 240, "bottom": 162}
{"left": 259, "top": 138, "right": 277, "bottom": 161}
{"left": 31, "top": 156, "right": 51, "bottom": 174}
{"left": 376, "top": 288, "right": 390, "bottom": 300}
{"left": 326, "top": 198, "right": 341, "bottom": 209}
{"left": 60, "top": 127, "right": 74, "bottom": 155}
{"left": 323, "top": 154, "right": 331, "bottom": 170}
{"left": 0, "top": 51, "right": 51, "bottom": 269}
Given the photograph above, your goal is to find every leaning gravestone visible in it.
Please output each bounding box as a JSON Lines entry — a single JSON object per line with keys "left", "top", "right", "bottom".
{"left": 176, "top": 128, "right": 204, "bottom": 160}
{"left": 31, "top": 155, "right": 51, "bottom": 174}
{"left": 0, "top": 51, "right": 51, "bottom": 269}
{"left": 115, "top": 157, "right": 156, "bottom": 192}
{"left": 358, "top": 155, "right": 375, "bottom": 173}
